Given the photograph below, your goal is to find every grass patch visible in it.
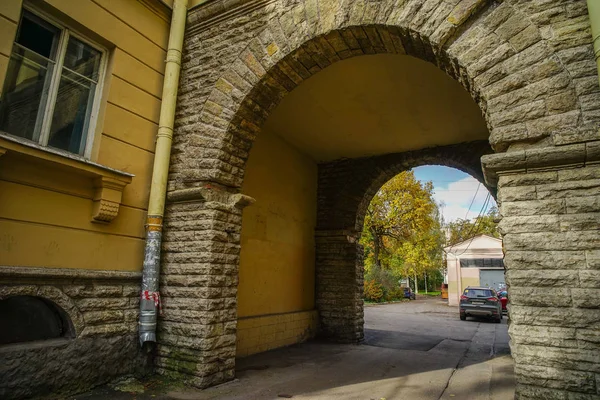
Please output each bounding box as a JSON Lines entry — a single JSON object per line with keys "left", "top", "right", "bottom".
{"left": 419, "top": 291, "right": 441, "bottom": 296}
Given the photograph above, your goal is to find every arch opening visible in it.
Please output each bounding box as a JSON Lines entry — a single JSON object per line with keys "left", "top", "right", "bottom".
{"left": 234, "top": 49, "right": 493, "bottom": 355}
{"left": 360, "top": 165, "right": 501, "bottom": 309}
{"left": 0, "top": 295, "right": 75, "bottom": 345}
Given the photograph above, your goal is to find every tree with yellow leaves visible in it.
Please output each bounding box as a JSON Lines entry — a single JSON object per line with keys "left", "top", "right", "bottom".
{"left": 361, "top": 170, "right": 443, "bottom": 294}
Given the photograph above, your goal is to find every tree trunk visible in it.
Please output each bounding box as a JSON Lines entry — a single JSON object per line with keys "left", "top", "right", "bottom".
{"left": 372, "top": 228, "right": 381, "bottom": 268}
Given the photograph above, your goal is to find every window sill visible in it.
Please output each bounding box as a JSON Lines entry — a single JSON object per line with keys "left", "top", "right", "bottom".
{"left": 0, "top": 133, "right": 134, "bottom": 224}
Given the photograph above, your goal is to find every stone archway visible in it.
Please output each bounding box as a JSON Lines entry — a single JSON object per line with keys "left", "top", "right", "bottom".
{"left": 161, "top": 0, "right": 600, "bottom": 396}
{"left": 315, "top": 141, "right": 493, "bottom": 341}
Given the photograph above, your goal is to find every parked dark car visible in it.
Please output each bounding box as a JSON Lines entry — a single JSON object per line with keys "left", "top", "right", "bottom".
{"left": 459, "top": 286, "right": 502, "bottom": 323}
{"left": 403, "top": 287, "right": 416, "bottom": 300}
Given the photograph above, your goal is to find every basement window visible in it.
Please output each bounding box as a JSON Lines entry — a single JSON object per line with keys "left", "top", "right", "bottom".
{"left": 0, "top": 8, "right": 106, "bottom": 157}
{"left": 0, "top": 296, "right": 74, "bottom": 345}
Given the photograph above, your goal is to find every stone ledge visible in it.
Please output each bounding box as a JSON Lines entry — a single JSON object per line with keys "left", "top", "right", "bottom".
{"left": 0, "top": 266, "right": 141, "bottom": 283}
{"left": 167, "top": 186, "right": 255, "bottom": 209}
{"left": 482, "top": 141, "right": 600, "bottom": 186}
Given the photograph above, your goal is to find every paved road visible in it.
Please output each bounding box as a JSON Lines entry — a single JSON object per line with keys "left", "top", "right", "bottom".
{"left": 75, "top": 297, "right": 514, "bottom": 400}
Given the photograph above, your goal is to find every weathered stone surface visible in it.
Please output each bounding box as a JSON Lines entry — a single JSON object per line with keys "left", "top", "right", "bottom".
{"left": 497, "top": 163, "right": 600, "bottom": 398}
{"left": 509, "top": 287, "right": 571, "bottom": 307}
{"left": 514, "top": 364, "right": 597, "bottom": 393}
{"left": 509, "top": 325, "right": 577, "bottom": 349}
{"left": 504, "top": 250, "right": 586, "bottom": 270}
{"left": 506, "top": 269, "right": 579, "bottom": 287}
{"left": 498, "top": 215, "right": 560, "bottom": 234}
{"left": 501, "top": 199, "right": 566, "bottom": 216}
{"left": 512, "top": 343, "right": 600, "bottom": 373}
{"left": 162, "top": 1, "right": 600, "bottom": 398}
{"left": 510, "top": 305, "right": 600, "bottom": 329}
{"left": 0, "top": 268, "right": 145, "bottom": 400}
{"left": 498, "top": 171, "right": 558, "bottom": 187}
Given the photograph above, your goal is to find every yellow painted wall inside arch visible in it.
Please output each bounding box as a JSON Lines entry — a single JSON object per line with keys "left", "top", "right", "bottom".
{"left": 0, "top": 0, "right": 169, "bottom": 271}
{"left": 238, "top": 128, "right": 317, "bottom": 319}
{"left": 236, "top": 310, "right": 318, "bottom": 357}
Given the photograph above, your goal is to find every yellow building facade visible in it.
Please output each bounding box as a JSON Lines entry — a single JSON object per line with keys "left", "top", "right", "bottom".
{"left": 0, "top": 0, "right": 172, "bottom": 270}
{"left": 0, "top": 2, "right": 318, "bottom": 396}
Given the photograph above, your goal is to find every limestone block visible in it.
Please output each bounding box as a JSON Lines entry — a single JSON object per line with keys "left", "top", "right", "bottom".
{"left": 506, "top": 269, "right": 579, "bottom": 287}
{"left": 509, "top": 324, "right": 577, "bottom": 348}
{"left": 510, "top": 306, "right": 600, "bottom": 329}
{"left": 504, "top": 250, "right": 586, "bottom": 270}
{"left": 514, "top": 364, "right": 596, "bottom": 393}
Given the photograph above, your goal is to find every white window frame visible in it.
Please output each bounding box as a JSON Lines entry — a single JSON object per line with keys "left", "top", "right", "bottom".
{"left": 7, "top": 5, "right": 108, "bottom": 159}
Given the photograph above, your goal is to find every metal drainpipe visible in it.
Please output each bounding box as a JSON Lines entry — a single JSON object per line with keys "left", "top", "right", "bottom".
{"left": 139, "top": 0, "right": 189, "bottom": 346}
{"left": 589, "top": 0, "right": 600, "bottom": 86}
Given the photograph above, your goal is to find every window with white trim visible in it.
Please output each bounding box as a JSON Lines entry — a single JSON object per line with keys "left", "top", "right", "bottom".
{"left": 0, "top": 9, "right": 105, "bottom": 156}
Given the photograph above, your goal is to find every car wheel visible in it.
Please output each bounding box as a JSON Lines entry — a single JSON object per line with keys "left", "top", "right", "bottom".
{"left": 495, "top": 316, "right": 501, "bottom": 323}
{"left": 460, "top": 314, "right": 466, "bottom": 321}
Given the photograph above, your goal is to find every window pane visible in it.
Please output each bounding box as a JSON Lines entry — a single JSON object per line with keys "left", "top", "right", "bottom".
{"left": 0, "top": 47, "right": 55, "bottom": 141}
{"left": 48, "top": 69, "right": 96, "bottom": 154}
{"left": 16, "top": 11, "right": 60, "bottom": 60}
{"left": 63, "top": 37, "right": 101, "bottom": 81}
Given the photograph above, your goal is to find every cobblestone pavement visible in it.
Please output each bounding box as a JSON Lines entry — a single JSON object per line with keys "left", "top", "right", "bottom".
{"left": 73, "top": 297, "right": 514, "bottom": 400}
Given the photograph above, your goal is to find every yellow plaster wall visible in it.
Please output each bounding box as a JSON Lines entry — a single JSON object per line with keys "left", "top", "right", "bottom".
{"left": 237, "top": 128, "right": 317, "bottom": 351}
{"left": 237, "top": 310, "right": 318, "bottom": 357}
{"left": 0, "top": 0, "right": 169, "bottom": 271}
{"left": 461, "top": 277, "right": 481, "bottom": 290}
{"left": 0, "top": 0, "right": 21, "bottom": 96}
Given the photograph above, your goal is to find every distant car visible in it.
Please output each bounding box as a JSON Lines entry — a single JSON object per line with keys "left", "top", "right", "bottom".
{"left": 403, "top": 287, "right": 416, "bottom": 300}
{"left": 497, "top": 290, "right": 508, "bottom": 313}
{"left": 459, "top": 286, "right": 502, "bottom": 323}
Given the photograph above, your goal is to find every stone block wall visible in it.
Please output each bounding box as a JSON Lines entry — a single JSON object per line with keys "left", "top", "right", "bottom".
{"left": 0, "top": 267, "right": 147, "bottom": 400}
{"left": 493, "top": 160, "right": 600, "bottom": 399}
{"left": 164, "top": 0, "right": 600, "bottom": 396}
{"left": 173, "top": 0, "right": 600, "bottom": 192}
{"left": 156, "top": 187, "right": 249, "bottom": 388}
{"left": 315, "top": 230, "right": 364, "bottom": 343}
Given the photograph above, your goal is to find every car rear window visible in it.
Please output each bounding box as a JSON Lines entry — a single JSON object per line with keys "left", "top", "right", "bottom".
{"left": 463, "top": 289, "right": 494, "bottom": 298}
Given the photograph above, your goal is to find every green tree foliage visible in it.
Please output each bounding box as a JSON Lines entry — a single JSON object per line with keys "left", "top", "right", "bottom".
{"left": 445, "top": 206, "right": 500, "bottom": 246}
{"left": 361, "top": 171, "right": 444, "bottom": 299}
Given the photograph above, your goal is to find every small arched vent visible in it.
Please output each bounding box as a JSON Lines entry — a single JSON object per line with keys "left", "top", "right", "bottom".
{"left": 0, "top": 295, "right": 74, "bottom": 345}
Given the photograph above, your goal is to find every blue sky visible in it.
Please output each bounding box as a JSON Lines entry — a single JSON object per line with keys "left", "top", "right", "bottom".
{"left": 412, "top": 165, "right": 496, "bottom": 223}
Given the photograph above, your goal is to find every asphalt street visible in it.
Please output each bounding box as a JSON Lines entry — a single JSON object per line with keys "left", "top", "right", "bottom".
{"left": 74, "top": 297, "right": 515, "bottom": 400}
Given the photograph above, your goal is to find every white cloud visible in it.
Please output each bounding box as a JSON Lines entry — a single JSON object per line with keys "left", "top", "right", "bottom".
{"left": 431, "top": 176, "right": 496, "bottom": 222}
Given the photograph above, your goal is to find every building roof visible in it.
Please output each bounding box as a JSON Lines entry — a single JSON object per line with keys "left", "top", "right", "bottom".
{"left": 444, "top": 234, "right": 502, "bottom": 254}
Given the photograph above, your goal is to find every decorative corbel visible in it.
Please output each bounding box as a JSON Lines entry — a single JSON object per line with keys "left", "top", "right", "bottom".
{"left": 91, "top": 177, "right": 129, "bottom": 223}
{"left": 229, "top": 193, "right": 256, "bottom": 209}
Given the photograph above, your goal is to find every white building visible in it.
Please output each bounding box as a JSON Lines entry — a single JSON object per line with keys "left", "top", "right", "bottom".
{"left": 444, "top": 235, "right": 504, "bottom": 307}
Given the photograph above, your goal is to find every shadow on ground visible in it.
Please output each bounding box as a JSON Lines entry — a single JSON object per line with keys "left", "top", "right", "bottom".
{"left": 72, "top": 299, "right": 514, "bottom": 400}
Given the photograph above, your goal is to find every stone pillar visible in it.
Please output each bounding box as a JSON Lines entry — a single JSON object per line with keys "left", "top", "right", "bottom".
{"left": 483, "top": 141, "right": 600, "bottom": 399}
{"left": 315, "top": 230, "right": 364, "bottom": 343}
{"left": 155, "top": 187, "right": 253, "bottom": 388}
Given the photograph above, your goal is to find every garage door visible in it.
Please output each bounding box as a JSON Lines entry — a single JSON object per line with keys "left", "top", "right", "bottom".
{"left": 479, "top": 269, "right": 505, "bottom": 291}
